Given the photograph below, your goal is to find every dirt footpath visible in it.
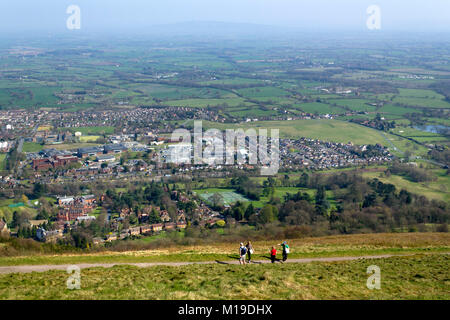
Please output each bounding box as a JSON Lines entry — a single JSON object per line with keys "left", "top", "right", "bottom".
{"left": 0, "top": 253, "right": 428, "bottom": 274}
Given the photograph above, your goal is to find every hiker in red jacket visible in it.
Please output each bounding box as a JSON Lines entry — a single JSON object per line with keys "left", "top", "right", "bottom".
{"left": 270, "top": 246, "right": 277, "bottom": 263}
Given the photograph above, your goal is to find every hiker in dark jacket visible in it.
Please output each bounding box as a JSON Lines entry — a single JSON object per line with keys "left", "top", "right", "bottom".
{"left": 239, "top": 242, "right": 247, "bottom": 265}
{"left": 278, "top": 241, "right": 290, "bottom": 262}
{"left": 246, "top": 241, "right": 253, "bottom": 263}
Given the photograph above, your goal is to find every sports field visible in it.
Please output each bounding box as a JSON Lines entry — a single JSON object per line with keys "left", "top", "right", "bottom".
{"left": 194, "top": 188, "right": 249, "bottom": 205}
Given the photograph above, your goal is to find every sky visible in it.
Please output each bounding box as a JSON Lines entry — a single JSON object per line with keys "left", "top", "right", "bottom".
{"left": 0, "top": 0, "right": 449, "bottom": 34}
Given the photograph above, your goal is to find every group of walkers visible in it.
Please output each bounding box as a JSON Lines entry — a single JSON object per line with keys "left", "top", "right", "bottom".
{"left": 239, "top": 241, "right": 290, "bottom": 264}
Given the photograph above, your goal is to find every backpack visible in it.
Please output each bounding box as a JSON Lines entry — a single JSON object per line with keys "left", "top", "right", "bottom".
{"left": 240, "top": 246, "right": 247, "bottom": 255}
{"left": 284, "top": 244, "right": 290, "bottom": 254}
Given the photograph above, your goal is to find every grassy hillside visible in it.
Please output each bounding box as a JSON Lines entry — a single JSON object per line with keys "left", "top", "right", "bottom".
{"left": 1, "top": 233, "right": 448, "bottom": 266}
{"left": 0, "top": 254, "right": 448, "bottom": 299}
{"left": 362, "top": 170, "right": 450, "bottom": 202}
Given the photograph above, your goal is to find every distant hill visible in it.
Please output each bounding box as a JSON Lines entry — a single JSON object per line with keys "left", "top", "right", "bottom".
{"left": 144, "top": 21, "right": 290, "bottom": 37}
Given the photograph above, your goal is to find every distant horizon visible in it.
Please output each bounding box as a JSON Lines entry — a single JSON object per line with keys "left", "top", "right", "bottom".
{"left": 1, "top": 1, "right": 450, "bottom": 34}
{"left": 2, "top": 20, "right": 450, "bottom": 40}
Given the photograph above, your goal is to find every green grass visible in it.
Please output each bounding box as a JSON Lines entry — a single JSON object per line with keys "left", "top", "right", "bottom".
{"left": 22, "top": 142, "right": 44, "bottom": 153}
{"left": 250, "top": 187, "right": 316, "bottom": 208}
{"left": 295, "top": 102, "right": 343, "bottom": 114}
{"left": 328, "top": 99, "right": 377, "bottom": 112}
{"left": 0, "top": 154, "right": 6, "bottom": 171}
{"left": 378, "top": 104, "right": 420, "bottom": 116}
{"left": 236, "top": 86, "right": 291, "bottom": 98}
{"left": 199, "top": 119, "right": 407, "bottom": 147}
{"left": 1, "top": 233, "right": 448, "bottom": 267}
{"left": 79, "top": 135, "right": 100, "bottom": 142}
{"left": 65, "top": 126, "right": 115, "bottom": 135}
{"left": 0, "top": 254, "right": 448, "bottom": 299}
{"left": 362, "top": 171, "right": 450, "bottom": 202}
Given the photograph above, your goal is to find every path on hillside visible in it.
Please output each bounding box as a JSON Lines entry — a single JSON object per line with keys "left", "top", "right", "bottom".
{"left": 1, "top": 253, "right": 445, "bottom": 274}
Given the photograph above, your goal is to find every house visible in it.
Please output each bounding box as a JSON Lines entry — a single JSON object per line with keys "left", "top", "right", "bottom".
{"left": 76, "top": 215, "right": 96, "bottom": 222}
{"left": 81, "top": 195, "right": 96, "bottom": 205}
{"left": 151, "top": 223, "right": 163, "bottom": 232}
{"left": 119, "top": 231, "right": 129, "bottom": 239}
{"left": 106, "top": 234, "right": 118, "bottom": 242}
{"left": 129, "top": 226, "right": 141, "bottom": 236}
{"left": 140, "top": 225, "right": 152, "bottom": 234}
{"left": 104, "top": 144, "right": 128, "bottom": 154}
{"left": 58, "top": 196, "right": 74, "bottom": 206}
{"left": 32, "top": 155, "right": 78, "bottom": 171}
{"left": 0, "top": 220, "right": 9, "bottom": 236}
{"left": 77, "top": 146, "right": 104, "bottom": 158}
{"left": 164, "top": 222, "right": 176, "bottom": 230}
{"left": 97, "top": 154, "right": 116, "bottom": 163}
{"left": 57, "top": 207, "right": 88, "bottom": 221}
{"left": 176, "top": 222, "right": 187, "bottom": 229}
{"left": 92, "top": 237, "right": 104, "bottom": 245}
{"left": 36, "top": 228, "right": 63, "bottom": 243}
{"left": 160, "top": 210, "right": 171, "bottom": 222}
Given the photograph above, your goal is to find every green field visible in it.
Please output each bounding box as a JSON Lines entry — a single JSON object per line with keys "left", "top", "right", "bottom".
{"left": 199, "top": 119, "right": 413, "bottom": 148}
{"left": 328, "top": 99, "right": 377, "bottom": 112}
{"left": 362, "top": 170, "right": 450, "bottom": 202}
{"left": 79, "top": 135, "right": 101, "bottom": 142}
{"left": 22, "top": 142, "right": 44, "bottom": 153}
{"left": 0, "top": 154, "right": 6, "bottom": 171}
{"left": 296, "top": 102, "right": 344, "bottom": 114}
{"left": 0, "top": 254, "right": 448, "bottom": 300}
{"left": 65, "top": 126, "right": 115, "bottom": 135}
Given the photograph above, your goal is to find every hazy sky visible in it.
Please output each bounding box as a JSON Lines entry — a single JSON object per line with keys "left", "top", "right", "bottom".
{"left": 1, "top": 0, "right": 449, "bottom": 34}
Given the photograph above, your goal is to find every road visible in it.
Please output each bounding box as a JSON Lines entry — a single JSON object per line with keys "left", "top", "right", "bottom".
{"left": 0, "top": 253, "right": 444, "bottom": 274}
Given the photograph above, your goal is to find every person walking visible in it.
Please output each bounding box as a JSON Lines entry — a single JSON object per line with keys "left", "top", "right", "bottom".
{"left": 270, "top": 246, "right": 277, "bottom": 263}
{"left": 246, "top": 241, "right": 254, "bottom": 263}
{"left": 279, "top": 241, "right": 290, "bottom": 262}
{"left": 239, "top": 242, "right": 247, "bottom": 265}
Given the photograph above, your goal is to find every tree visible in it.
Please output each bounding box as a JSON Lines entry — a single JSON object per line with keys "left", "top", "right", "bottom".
{"left": 149, "top": 208, "right": 161, "bottom": 224}
{"left": 244, "top": 203, "right": 255, "bottom": 220}
{"left": 315, "top": 186, "right": 330, "bottom": 215}
{"left": 233, "top": 206, "right": 244, "bottom": 221}
{"left": 298, "top": 172, "right": 309, "bottom": 187}
{"left": 21, "top": 194, "right": 29, "bottom": 204}
{"left": 259, "top": 204, "right": 278, "bottom": 224}
{"left": 33, "top": 183, "right": 47, "bottom": 198}
{"left": 210, "top": 193, "right": 224, "bottom": 208}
